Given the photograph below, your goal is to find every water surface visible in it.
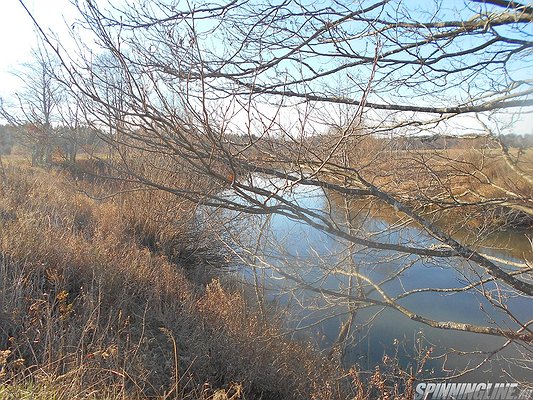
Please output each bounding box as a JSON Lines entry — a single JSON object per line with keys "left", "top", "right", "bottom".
{"left": 207, "top": 176, "right": 533, "bottom": 381}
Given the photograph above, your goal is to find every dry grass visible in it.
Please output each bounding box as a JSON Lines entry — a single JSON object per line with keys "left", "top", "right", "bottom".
{"left": 0, "top": 161, "right": 387, "bottom": 399}
{"left": 339, "top": 141, "right": 533, "bottom": 231}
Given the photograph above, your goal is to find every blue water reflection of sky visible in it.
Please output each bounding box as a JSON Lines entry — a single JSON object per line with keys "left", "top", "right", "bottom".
{"left": 216, "top": 176, "right": 533, "bottom": 381}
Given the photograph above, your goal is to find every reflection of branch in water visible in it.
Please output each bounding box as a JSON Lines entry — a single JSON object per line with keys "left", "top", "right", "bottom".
{"left": 391, "top": 267, "right": 533, "bottom": 300}
{"left": 210, "top": 189, "right": 532, "bottom": 380}
{"left": 235, "top": 243, "right": 533, "bottom": 341}
{"left": 434, "top": 332, "right": 533, "bottom": 384}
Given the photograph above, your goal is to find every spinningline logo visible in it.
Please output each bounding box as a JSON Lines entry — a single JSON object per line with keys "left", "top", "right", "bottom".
{"left": 413, "top": 382, "right": 533, "bottom": 400}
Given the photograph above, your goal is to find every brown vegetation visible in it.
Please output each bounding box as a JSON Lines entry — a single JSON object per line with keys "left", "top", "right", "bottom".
{"left": 322, "top": 135, "right": 533, "bottom": 231}
{"left": 1, "top": 0, "right": 531, "bottom": 392}
{"left": 0, "top": 159, "right": 419, "bottom": 399}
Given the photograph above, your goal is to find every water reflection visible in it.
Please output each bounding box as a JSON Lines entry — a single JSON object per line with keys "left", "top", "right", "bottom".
{"left": 208, "top": 176, "right": 533, "bottom": 381}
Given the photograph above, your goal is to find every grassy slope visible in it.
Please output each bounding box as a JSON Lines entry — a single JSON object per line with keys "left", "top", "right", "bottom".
{"left": 0, "top": 161, "right": 360, "bottom": 400}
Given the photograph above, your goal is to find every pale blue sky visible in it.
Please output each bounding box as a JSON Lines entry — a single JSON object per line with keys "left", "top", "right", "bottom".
{"left": 0, "top": 0, "right": 78, "bottom": 94}
{"left": 0, "top": 0, "right": 531, "bottom": 134}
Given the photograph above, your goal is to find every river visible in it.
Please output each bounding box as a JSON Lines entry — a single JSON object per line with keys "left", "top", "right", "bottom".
{"left": 206, "top": 175, "right": 533, "bottom": 382}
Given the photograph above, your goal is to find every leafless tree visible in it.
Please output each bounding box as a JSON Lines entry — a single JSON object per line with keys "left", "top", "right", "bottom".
{"left": 20, "top": 0, "right": 533, "bottom": 381}
{"left": 9, "top": 46, "right": 62, "bottom": 166}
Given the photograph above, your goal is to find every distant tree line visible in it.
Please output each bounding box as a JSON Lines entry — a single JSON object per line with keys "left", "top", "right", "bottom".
{"left": 0, "top": 125, "right": 15, "bottom": 155}
{"left": 389, "top": 133, "right": 533, "bottom": 151}
{"left": 0, "top": 123, "right": 104, "bottom": 161}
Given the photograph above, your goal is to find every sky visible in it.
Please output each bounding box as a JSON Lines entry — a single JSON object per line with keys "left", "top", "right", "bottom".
{"left": 0, "top": 0, "right": 78, "bottom": 96}
{"left": 0, "top": 0, "right": 531, "bottom": 135}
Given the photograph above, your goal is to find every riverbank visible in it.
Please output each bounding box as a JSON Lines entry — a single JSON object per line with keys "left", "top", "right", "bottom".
{"left": 0, "top": 161, "right": 367, "bottom": 399}
{"left": 320, "top": 145, "right": 533, "bottom": 231}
